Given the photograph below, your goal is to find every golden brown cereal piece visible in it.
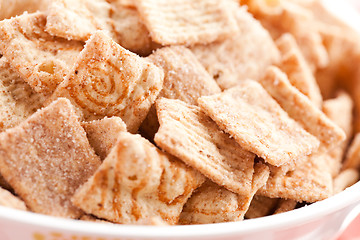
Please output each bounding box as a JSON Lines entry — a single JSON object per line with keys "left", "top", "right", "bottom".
{"left": 322, "top": 92, "right": 353, "bottom": 177}
{"left": 0, "top": 57, "right": 47, "bottom": 132}
{"left": 0, "top": 13, "right": 84, "bottom": 93}
{"left": 49, "top": 31, "right": 164, "bottom": 133}
{"left": 0, "top": 0, "right": 50, "bottom": 20}
{"left": 333, "top": 169, "right": 360, "bottom": 194}
{"left": 343, "top": 133, "right": 360, "bottom": 170}
{"left": 259, "top": 153, "right": 333, "bottom": 203}
{"left": 260, "top": 67, "right": 346, "bottom": 152}
{"left": 72, "top": 132, "right": 204, "bottom": 224}
{"left": 191, "top": 6, "right": 279, "bottom": 90}
{"left": 276, "top": 33, "right": 322, "bottom": 108}
{"left": 154, "top": 98, "right": 255, "bottom": 195}
{"left": 135, "top": 0, "right": 238, "bottom": 46}
{"left": 244, "top": 0, "right": 329, "bottom": 70}
{"left": 245, "top": 195, "right": 279, "bottom": 219}
{"left": 0, "top": 98, "right": 101, "bottom": 218}
{"left": 179, "top": 163, "right": 269, "bottom": 224}
{"left": 198, "top": 80, "right": 319, "bottom": 167}
{"left": 273, "top": 199, "right": 297, "bottom": 215}
{"left": 140, "top": 46, "right": 221, "bottom": 140}
{"left": 0, "top": 187, "right": 27, "bottom": 211}
{"left": 82, "top": 117, "right": 127, "bottom": 160}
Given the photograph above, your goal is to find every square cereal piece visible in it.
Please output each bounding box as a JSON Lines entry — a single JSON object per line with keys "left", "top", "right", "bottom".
{"left": 82, "top": 117, "right": 127, "bottom": 160}
{"left": 245, "top": 196, "right": 279, "bottom": 219}
{"left": 0, "top": 0, "right": 50, "bottom": 20}
{"left": 198, "top": 80, "right": 319, "bottom": 167}
{"left": 0, "top": 57, "right": 47, "bottom": 132}
{"left": 140, "top": 46, "right": 221, "bottom": 140}
{"left": 259, "top": 66, "right": 346, "bottom": 152}
{"left": 0, "top": 12, "right": 84, "bottom": 93}
{"left": 49, "top": 31, "right": 164, "bottom": 133}
{"left": 343, "top": 133, "right": 360, "bottom": 170}
{"left": 0, "top": 98, "right": 101, "bottom": 218}
{"left": 333, "top": 169, "right": 360, "bottom": 194}
{"left": 322, "top": 91, "right": 353, "bottom": 177}
{"left": 276, "top": 33, "right": 322, "bottom": 108}
{"left": 273, "top": 199, "right": 297, "bottom": 215}
{"left": 0, "top": 186, "right": 27, "bottom": 211}
{"left": 135, "top": 0, "right": 238, "bottom": 46}
{"left": 72, "top": 132, "right": 205, "bottom": 224}
{"left": 179, "top": 163, "right": 269, "bottom": 224}
{"left": 154, "top": 98, "right": 255, "bottom": 195}
{"left": 258, "top": 153, "right": 333, "bottom": 203}
{"left": 191, "top": 6, "right": 279, "bottom": 90}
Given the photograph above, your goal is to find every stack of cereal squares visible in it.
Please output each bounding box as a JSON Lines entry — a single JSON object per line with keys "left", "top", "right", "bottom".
{"left": 0, "top": 0, "right": 359, "bottom": 225}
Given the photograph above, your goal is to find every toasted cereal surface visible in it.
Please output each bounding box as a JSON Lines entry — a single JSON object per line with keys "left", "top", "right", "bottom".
{"left": 49, "top": 31, "right": 164, "bottom": 133}
{"left": 198, "top": 80, "right": 319, "bottom": 167}
{"left": 333, "top": 169, "right": 360, "bottom": 194}
{"left": 135, "top": 0, "right": 238, "bottom": 46}
{"left": 191, "top": 6, "right": 279, "bottom": 90}
{"left": 154, "top": 98, "right": 255, "bottom": 195}
{"left": 273, "top": 199, "right": 297, "bottom": 215}
{"left": 0, "top": 98, "right": 101, "bottom": 218}
{"left": 0, "top": 186, "right": 27, "bottom": 211}
{"left": 0, "top": 12, "right": 84, "bottom": 93}
{"left": 245, "top": 195, "right": 279, "bottom": 219}
{"left": 276, "top": 33, "right": 322, "bottom": 108}
{"left": 343, "top": 133, "right": 360, "bottom": 170}
{"left": 72, "top": 132, "right": 204, "bottom": 224}
{"left": 82, "top": 117, "right": 127, "bottom": 160}
{"left": 260, "top": 66, "right": 346, "bottom": 152}
{"left": 0, "top": 0, "right": 50, "bottom": 20}
{"left": 180, "top": 163, "right": 269, "bottom": 224}
{"left": 140, "top": 46, "right": 221, "bottom": 139}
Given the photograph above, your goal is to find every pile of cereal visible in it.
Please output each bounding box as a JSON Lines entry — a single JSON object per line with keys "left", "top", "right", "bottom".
{"left": 0, "top": 0, "right": 359, "bottom": 225}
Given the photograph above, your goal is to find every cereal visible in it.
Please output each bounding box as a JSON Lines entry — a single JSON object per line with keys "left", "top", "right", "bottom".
{"left": 245, "top": 196, "right": 279, "bottom": 219}
{"left": 191, "top": 6, "right": 279, "bottom": 90}
{"left": 154, "top": 98, "right": 255, "bottom": 195}
{"left": 82, "top": 117, "right": 127, "bottom": 160}
{"left": 276, "top": 33, "right": 322, "bottom": 108}
{"left": 343, "top": 133, "right": 360, "bottom": 170}
{"left": 0, "top": 12, "right": 84, "bottom": 93}
{"left": 135, "top": 0, "right": 238, "bottom": 46}
{"left": 179, "top": 163, "right": 269, "bottom": 224}
{"left": 140, "top": 46, "right": 221, "bottom": 140}
{"left": 72, "top": 132, "right": 204, "bottom": 224}
{"left": 259, "top": 66, "right": 346, "bottom": 152}
{"left": 333, "top": 169, "right": 360, "bottom": 194}
{"left": 273, "top": 199, "right": 297, "bottom": 215}
{"left": 198, "top": 80, "right": 319, "bottom": 167}
{"left": 0, "top": 0, "right": 49, "bottom": 20}
{"left": 49, "top": 31, "right": 164, "bottom": 133}
{"left": 0, "top": 98, "right": 101, "bottom": 218}
{"left": 0, "top": 186, "right": 27, "bottom": 211}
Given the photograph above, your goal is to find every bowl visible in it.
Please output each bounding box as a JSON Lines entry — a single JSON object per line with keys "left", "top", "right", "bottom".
{"left": 1, "top": 1, "right": 360, "bottom": 240}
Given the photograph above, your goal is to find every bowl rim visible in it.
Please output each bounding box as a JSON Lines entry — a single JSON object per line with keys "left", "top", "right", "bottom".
{"left": 0, "top": 181, "right": 360, "bottom": 238}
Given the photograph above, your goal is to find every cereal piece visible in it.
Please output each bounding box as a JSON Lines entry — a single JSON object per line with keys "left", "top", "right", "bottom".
{"left": 179, "top": 163, "right": 269, "bottom": 224}
{"left": 322, "top": 92, "right": 353, "bottom": 176}
{"left": 273, "top": 199, "right": 297, "bottom": 215}
{"left": 259, "top": 66, "right": 346, "bottom": 152}
{"left": 72, "top": 132, "right": 204, "bottom": 224}
{"left": 0, "top": 57, "right": 47, "bottom": 132}
{"left": 343, "top": 133, "right": 360, "bottom": 170}
{"left": 0, "top": 12, "right": 84, "bottom": 93}
{"left": 82, "top": 117, "right": 127, "bottom": 160}
{"left": 244, "top": 0, "right": 329, "bottom": 70}
{"left": 259, "top": 153, "right": 333, "bottom": 202}
{"left": 46, "top": 0, "right": 112, "bottom": 41}
{"left": 140, "top": 46, "right": 221, "bottom": 140}
{"left": 276, "top": 33, "right": 322, "bottom": 108}
{"left": 0, "top": 0, "right": 50, "bottom": 20}
{"left": 46, "top": 0, "right": 157, "bottom": 55}
{"left": 0, "top": 187, "right": 27, "bottom": 211}
{"left": 333, "top": 169, "right": 360, "bottom": 194}
{"left": 245, "top": 195, "right": 279, "bottom": 219}
{"left": 0, "top": 98, "right": 101, "bottom": 218}
{"left": 135, "top": 0, "right": 238, "bottom": 46}
{"left": 80, "top": 215, "right": 113, "bottom": 224}
{"left": 49, "top": 31, "right": 164, "bottom": 133}
{"left": 191, "top": 6, "right": 279, "bottom": 90}
{"left": 198, "top": 80, "right": 319, "bottom": 167}
{"left": 154, "top": 98, "right": 255, "bottom": 195}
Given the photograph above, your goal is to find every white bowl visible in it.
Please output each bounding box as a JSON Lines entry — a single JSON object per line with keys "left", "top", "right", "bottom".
{"left": 0, "top": 181, "right": 360, "bottom": 240}
{"left": 1, "top": 1, "right": 360, "bottom": 240}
